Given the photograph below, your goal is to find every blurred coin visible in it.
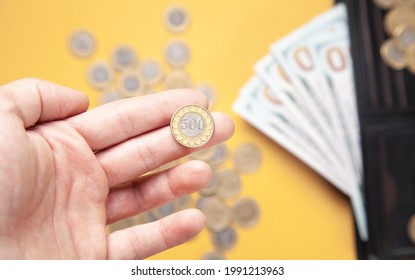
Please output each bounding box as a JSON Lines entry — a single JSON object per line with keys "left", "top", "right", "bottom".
{"left": 204, "top": 197, "right": 233, "bottom": 232}
{"left": 393, "top": 24, "right": 415, "bottom": 50}
{"left": 87, "top": 61, "right": 113, "bottom": 89}
{"left": 107, "top": 218, "right": 133, "bottom": 233}
{"left": 197, "top": 83, "right": 217, "bottom": 109}
{"left": 407, "top": 45, "right": 415, "bottom": 73}
{"left": 118, "top": 71, "right": 145, "bottom": 97}
{"left": 202, "top": 251, "right": 226, "bottom": 260}
{"left": 195, "top": 196, "right": 209, "bottom": 211}
{"left": 175, "top": 195, "right": 191, "bottom": 210}
{"left": 69, "top": 30, "right": 95, "bottom": 58}
{"left": 141, "top": 59, "right": 163, "bottom": 85}
{"left": 233, "top": 197, "right": 260, "bottom": 228}
{"left": 170, "top": 104, "right": 214, "bottom": 148}
{"left": 217, "top": 169, "right": 242, "bottom": 199}
{"left": 189, "top": 146, "right": 216, "bottom": 162}
{"left": 164, "top": 5, "right": 190, "bottom": 33}
{"left": 199, "top": 170, "right": 219, "bottom": 197}
{"left": 165, "top": 40, "right": 190, "bottom": 68}
{"left": 155, "top": 202, "right": 176, "bottom": 219}
{"left": 372, "top": 0, "right": 396, "bottom": 9}
{"left": 164, "top": 70, "right": 193, "bottom": 89}
{"left": 100, "top": 89, "right": 121, "bottom": 104}
{"left": 210, "top": 143, "right": 228, "bottom": 166}
{"left": 384, "top": 7, "right": 415, "bottom": 35}
{"left": 233, "top": 143, "right": 262, "bottom": 173}
{"left": 111, "top": 45, "right": 138, "bottom": 71}
{"left": 407, "top": 213, "right": 415, "bottom": 244}
{"left": 380, "top": 38, "right": 407, "bottom": 70}
{"left": 212, "top": 227, "right": 238, "bottom": 250}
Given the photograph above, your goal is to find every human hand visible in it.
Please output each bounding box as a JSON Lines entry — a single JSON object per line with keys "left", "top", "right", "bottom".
{"left": 0, "top": 78, "right": 234, "bottom": 259}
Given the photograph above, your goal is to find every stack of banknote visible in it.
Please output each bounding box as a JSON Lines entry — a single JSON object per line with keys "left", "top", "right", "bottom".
{"left": 233, "top": 3, "right": 368, "bottom": 241}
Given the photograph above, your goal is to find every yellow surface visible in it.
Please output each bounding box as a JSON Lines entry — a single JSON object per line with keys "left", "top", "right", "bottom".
{"left": 0, "top": 0, "right": 356, "bottom": 259}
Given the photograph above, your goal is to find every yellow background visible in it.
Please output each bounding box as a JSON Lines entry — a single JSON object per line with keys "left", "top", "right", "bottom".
{"left": 0, "top": 0, "right": 356, "bottom": 259}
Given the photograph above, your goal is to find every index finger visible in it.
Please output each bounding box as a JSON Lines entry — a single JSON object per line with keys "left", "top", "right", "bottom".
{"left": 67, "top": 89, "right": 208, "bottom": 151}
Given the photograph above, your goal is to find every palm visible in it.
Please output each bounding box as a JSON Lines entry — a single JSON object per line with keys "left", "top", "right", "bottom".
{"left": 0, "top": 79, "right": 234, "bottom": 259}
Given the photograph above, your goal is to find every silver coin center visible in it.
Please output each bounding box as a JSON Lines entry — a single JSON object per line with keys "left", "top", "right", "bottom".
{"left": 123, "top": 75, "right": 140, "bottom": 91}
{"left": 92, "top": 66, "right": 110, "bottom": 82}
{"left": 179, "top": 112, "right": 205, "bottom": 138}
{"left": 116, "top": 48, "right": 136, "bottom": 67}
{"left": 169, "top": 10, "right": 186, "bottom": 26}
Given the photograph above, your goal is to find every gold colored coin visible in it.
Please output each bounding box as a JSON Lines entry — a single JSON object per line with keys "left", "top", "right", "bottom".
{"left": 384, "top": 7, "right": 415, "bottom": 35}
{"left": 232, "top": 197, "right": 260, "bottom": 228}
{"left": 217, "top": 169, "right": 242, "bottom": 199}
{"left": 406, "top": 45, "right": 415, "bottom": 73}
{"left": 233, "top": 142, "right": 262, "bottom": 173}
{"left": 203, "top": 197, "right": 233, "bottom": 232}
{"left": 141, "top": 59, "right": 163, "bottom": 85}
{"left": 118, "top": 71, "right": 146, "bottom": 98}
{"left": 380, "top": 38, "right": 407, "bottom": 70}
{"left": 393, "top": 24, "right": 415, "bottom": 50}
{"left": 170, "top": 104, "right": 214, "bottom": 148}
{"left": 210, "top": 143, "right": 228, "bottom": 166}
{"left": 407, "top": 213, "right": 415, "bottom": 244}
{"left": 164, "top": 40, "right": 190, "bottom": 68}
{"left": 164, "top": 70, "right": 193, "bottom": 89}
{"left": 164, "top": 5, "right": 190, "bottom": 33}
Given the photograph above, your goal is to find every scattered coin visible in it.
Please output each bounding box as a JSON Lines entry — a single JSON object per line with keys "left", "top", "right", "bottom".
{"left": 164, "top": 70, "right": 193, "bottom": 89}
{"left": 199, "top": 170, "right": 220, "bottom": 197}
{"left": 87, "top": 61, "right": 113, "bottom": 89}
{"left": 393, "top": 24, "right": 415, "bottom": 50}
{"left": 202, "top": 251, "right": 226, "bottom": 260}
{"left": 141, "top": 59, "right": 163, "bottom": 85}
{"left": 170, "top": 104, "right": 214, "bottom": 148}
{"left": 407, "top": 213, "right": 415, "bottom": 244}
{"left": 69, "top": 30, "right": 96, "bottom": 58}
{"left": 164, "top": 5, "right": 190, "bottom": 33}
{"left": 384, "top": 7, "right": 415, "bottom": 35}
{"left": 380, "top": 38, "right": 407, "bottom": 70}
{"left": 217, "top": 169, "right": 242, "bottom": 199}
{"left": 118, "top": 71, "right": 145, "bottom": 97}
{"left": 210, "top": 143, "right": 228, "bottom": 166}
{"left": 233, "top": 198, "right": 260, "bottom": 228}
{"left": 204, "top": 197, "right": 233, "bottom": 232}
{"left": 212, "top": 227, "right": 238, "bottom": 250}
{"left": 165, "top": 40, "right": 190, "bottom": 68}
{"left": 197, "top": 83, "right": 217, "bottom": 109}
{"left": 233, "top": 143, "right": 262, "bottom": 173}
{"left": 111, "top": 45, "right": 138, "bottom": 71}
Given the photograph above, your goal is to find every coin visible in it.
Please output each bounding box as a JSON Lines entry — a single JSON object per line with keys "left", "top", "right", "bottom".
{"left": 100, "top": 89, "right": 121, "bottom": 104}
{"left": 217, "top": 169, "right": 242, "bottom": 199}
{"left": 204, "top": 197, "right": 233, "bottom": 232}
{"left": 380, "top": 38, "right": 407, "bottom": 70}
{"left": 170, "top": 104, "right": 214, "bottom": 148}
{"left": 202, "top": 251, "right": 226, "bottom": 260}
{"left": 195, "top": 196, "right": 209, "bottom": 211}
{"left": 141, "top": 59, "right": 163, "bottom": 85}
{"left": 197, "top": 83, "right": 217, "bottom": 109}
{"left": 407, "top": 213, "right": 415, "bottom": 244}
{"left": 164, "top": 40, "right": 190, "bottom": 68}
{"left": 233, "top": 198, "right": 260, "bottom": 228}
{"left": 174, "top": 195, "right": 191, "bottom": 210}
{"left": 212, "top": 227, "right": 238, "bottom": 250}
{"left": 164, "top": 70, "right": 193, "bottom": 89}
{"left": 393, "top": 24, "right": 415, "bottom": 50}
{"left": 233, "top": 143, "right": 262, "bottom": 173}
{"left": 69, "top": 30, "right": 95, "bottom": 58}
{"left": 199, "top": 170, "right": 220, "bottom": 197}
{"left": 384, "top": 7, "right": 415, "bottom": 35}
{"left": 87, "top": 61, "right": 113, "bottom": 89}
{"left": 189, "top": 146, "right": 216, "bottom": 162}
{"left": 118, "top": 71, "right": 145, "bottom": 97}
{"left": 373, "top": 0, "right": 396, "bottom": 9}
{"left": 111, "top": 45, "right": 138, "bottom": 71}
{"left": 210, "top": 143, "right": 228, "bottom": 166}
{"left": 164, "top": 5, "right": 190, "bottom": 33}
{"left": 407, "top": 45, "right": 415, "bottom": 73}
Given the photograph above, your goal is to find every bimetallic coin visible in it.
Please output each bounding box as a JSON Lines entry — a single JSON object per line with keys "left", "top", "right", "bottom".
{"left": 233, "top": 143, "right": 262, "bottom": 173}
{"left": 199, "top": 170, "right": 219, "bottom": 197}
{"left": 164, "top": 70, "right": 193, "bottom": 89}
{"left": 165, "top": 40, "right": 190, "bottom": 68}
{"left": 111, "top": 45, "right": 138, "bottom": 71}
{"left": 217, "top": 169, "right": 242, "bottom": 199}
{"left": 380, "top": 38, "right": 407, "bottom": 70}
{"left": 69, "top": 30, "right": 95, "bottom": 58}
{"left": 407, "top": 45, "right": 415, "bottom": 73}
{"left": 87, "top": 61, "right": 113, "bottom": 89}
{"left": 384, "top": 7, "right": 415, "bottom": 35}
{"left": 202, "top": 251, "right": 226, "bottom": 260}
{"left": 164, "top": 5, "right": 190, "bottom": 33}
{"left": 204, "top": 198, "right": 233, "bottom": 232}
{"left": 407, "top": 213, "right": 415, "bottom": 244}
{"left": 197, "top": 83, "right": 217, "bottom": 109}
{"left": 141, "top": 59, "right": 163, "bottom": 85}
{"left": 118, "top": 71, "right": 145, "bottom": 97}
{"left": 393, "top": 24, "right": 415, "bottom": 50}
{"left": 212, "top": 227, "right": 238, "bottom": 250}
{"left": 372, "top": 0, "right": 396, "bottom": 9}
{"left": 170, "top": 104, "right": 214, "bottom": 148}
{"left": 195, "top": 196, "right": 209, "bottom": 211}
{"left": 233, "top": 197, "right": 260, "bottom": 228}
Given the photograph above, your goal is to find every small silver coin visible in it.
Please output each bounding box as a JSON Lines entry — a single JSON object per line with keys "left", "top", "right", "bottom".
{"left": 141, "top": 59, "right": 163, "bottom": 85}
{"left": 165, "top": 40, "right": 190, "bottom": 68}
{"left": 69, "top": 30, "right": 95, "bottom": 57}
{"left": 212, "top": 227, "right": 238, "bottom": 250}
{"left": 164, "top": 5, "right": 190, "bottom": 33}
{"left": 87, "top": 61, "right": 113, "bottom": 89}
{"left": 118, "top": 71, "right": 145, "bottom": 97}
{"left": 111, "top": 45, "right": 138, "bottom": 71}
